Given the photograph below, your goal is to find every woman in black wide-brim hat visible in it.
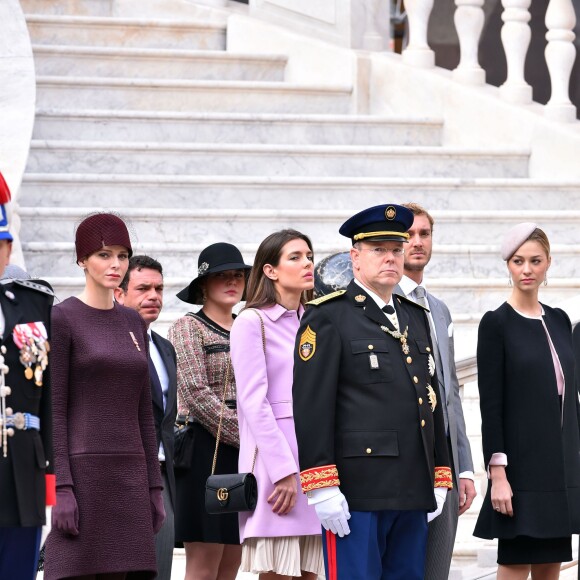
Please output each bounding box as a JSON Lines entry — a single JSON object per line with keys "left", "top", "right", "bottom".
{"left": 168, "top": 243, "right": 250, "bottom": 580}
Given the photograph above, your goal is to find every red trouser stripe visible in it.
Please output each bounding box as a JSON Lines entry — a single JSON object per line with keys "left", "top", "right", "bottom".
{"left": 326, "top": 529, "right": 337, "bottom": 580}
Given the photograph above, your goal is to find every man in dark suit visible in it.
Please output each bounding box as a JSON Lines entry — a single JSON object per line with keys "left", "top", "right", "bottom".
{"left": 395, "top": 202, "right": 476, "bottom": 579}
{"left": 0, "top": 173, "right": 55, "bottom": 578}
{"left": 293, "top": 204, "right": 452, "bottom": 579}
{"left": 116, "top": 255, "right": 177, "bottom": 580}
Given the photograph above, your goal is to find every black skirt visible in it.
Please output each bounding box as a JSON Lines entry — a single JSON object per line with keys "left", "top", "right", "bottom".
{"left": 174, "top": 422, "right": 240, "bottom": 545}
{"left": 498, "top": 535, "right": 572, "bottom": 565}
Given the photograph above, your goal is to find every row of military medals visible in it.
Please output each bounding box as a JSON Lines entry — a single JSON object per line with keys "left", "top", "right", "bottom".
{"left": 1, "top": 323, "right": 49, "bottom": 457}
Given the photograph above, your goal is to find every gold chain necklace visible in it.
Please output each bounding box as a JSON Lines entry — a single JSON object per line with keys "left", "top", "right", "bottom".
{"left": 380, "top": 325, "right": 410, "bottom": 355}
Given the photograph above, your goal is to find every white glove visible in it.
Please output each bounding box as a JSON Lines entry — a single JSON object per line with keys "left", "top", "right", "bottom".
{"left": 308, "top": 486, "right": 351, "bottom": 537}
{"left": 427, "top": 487, "right": 447, "bottom": 523}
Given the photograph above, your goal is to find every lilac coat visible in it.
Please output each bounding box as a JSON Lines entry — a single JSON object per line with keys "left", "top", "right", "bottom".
{"left": 230, "top": 304, "right": 320, "bottom": 541}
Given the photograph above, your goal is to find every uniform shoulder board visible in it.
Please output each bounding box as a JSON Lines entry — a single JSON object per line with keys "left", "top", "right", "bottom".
{"left": 13, "top": 279, "right": 55, "bottom": 297}
{"left": 395, "top": 293, "right": 429, "bottom": 311}
{"left": 307, "top": 290, "right": 346, "bottom": 306}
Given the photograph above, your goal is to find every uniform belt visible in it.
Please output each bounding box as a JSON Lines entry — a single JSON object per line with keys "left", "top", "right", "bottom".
{"left": 1, "top": 412, "right": 40, "bottom": 431}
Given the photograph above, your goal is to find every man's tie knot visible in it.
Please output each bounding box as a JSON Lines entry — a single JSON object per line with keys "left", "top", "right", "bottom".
{"left": 382, "top": 305, "right": 395, "bottom": 315}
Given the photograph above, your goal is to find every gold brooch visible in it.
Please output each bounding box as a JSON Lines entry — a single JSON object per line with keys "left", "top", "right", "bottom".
{"left": 426, "top": 384, "right": 437, "bottom": 412}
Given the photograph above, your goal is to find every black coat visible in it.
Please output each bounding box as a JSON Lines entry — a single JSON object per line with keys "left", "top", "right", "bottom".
{"left": 150, "top": 330, "right": 177, "bottom": 507}
{"left": 0, "top": 279, "right": 54, "bottom": 527}
{"left": 293, "top": 280, "right": 451, "bottom": 512}
{"left": 474, "top": 302, "right": 580, "bottom": 540}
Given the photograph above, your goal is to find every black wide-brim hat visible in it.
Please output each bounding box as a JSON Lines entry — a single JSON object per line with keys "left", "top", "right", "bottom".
{"left": 177, "top": 242, "right": 251, "bottom": 305}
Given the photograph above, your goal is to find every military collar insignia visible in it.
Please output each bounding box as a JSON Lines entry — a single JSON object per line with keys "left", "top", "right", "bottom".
{"left": 354, "top": 294, "right": 366, "bottom": 303}
{"left": 298, "top": 325, "right": 316, "bottom": 362}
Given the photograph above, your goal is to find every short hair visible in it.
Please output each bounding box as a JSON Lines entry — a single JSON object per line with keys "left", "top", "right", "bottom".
{"left": 244, "top": 229, "right": 314, "bottom": 309}
{"left": 118, "top": 255, "right": 163, "bottom": 292}
{"left": 402, "top": 202, "right": 434, "bottom": 232}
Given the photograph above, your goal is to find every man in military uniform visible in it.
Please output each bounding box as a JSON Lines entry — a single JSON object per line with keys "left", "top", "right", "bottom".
{"left": 293, "top": 203, "right": 452, "bottom": 579}
{"left": 0, "top": 172, "right": 55, "bottom": 578}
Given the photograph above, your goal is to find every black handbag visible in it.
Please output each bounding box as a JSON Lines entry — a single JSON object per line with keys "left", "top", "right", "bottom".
{"left": 173, "top": 415, "right": 196, "bottom": 470}
{"left": 205, "top": 310, "right": 265, "bottom": 515}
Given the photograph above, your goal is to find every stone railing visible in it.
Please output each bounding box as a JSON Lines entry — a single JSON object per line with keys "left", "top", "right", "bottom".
{"left": 403, "top": 0, "right": 578, "bottom": 122}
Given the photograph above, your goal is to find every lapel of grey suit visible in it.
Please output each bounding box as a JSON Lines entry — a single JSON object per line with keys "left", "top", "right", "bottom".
{"left": 427, "top": 292, "right": 450, "bottom": 393}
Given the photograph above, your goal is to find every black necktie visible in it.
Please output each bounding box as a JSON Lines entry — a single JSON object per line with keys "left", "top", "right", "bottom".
{"left": 382, "top": 305, "right": 395, "bottom": 315}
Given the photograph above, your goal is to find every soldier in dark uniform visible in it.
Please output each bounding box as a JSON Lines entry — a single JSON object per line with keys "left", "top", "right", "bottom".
{"left": 292, "top": 204, "right": 452, "bottom": 580}
{"left": 0, "top": 173, "right": 54, "bottom": 578}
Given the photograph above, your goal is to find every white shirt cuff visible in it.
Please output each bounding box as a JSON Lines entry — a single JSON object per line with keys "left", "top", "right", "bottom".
{"left": 458, "top": 471, "right": 475, "bottom": 481}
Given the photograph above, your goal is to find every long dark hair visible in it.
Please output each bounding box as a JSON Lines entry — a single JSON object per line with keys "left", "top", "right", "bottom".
{"left": 244, "top": 229, "right": 314, "bottom": 309}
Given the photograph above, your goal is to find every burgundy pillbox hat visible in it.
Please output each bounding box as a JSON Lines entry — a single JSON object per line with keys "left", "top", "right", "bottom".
{"left": 75, "top": 213, "right": 132, "bottom": 262}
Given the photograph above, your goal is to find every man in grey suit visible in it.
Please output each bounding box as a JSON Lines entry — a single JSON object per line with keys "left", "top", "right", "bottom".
{"left": 395, "top": 203, "right": 476, "bottom": 579}
{"left": 116, "top": 255, "right": 177, "bottom": 580}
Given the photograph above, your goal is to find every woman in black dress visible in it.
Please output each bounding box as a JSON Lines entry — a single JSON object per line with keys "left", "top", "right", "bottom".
{"left": 474, "top": 223, "right": 580, "bottom": 580}
{"left": 168, "top": 243, "right": 250, "bottom": 580}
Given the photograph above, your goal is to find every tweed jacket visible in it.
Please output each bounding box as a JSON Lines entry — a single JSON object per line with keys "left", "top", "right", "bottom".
{"left": 168, "top": 312, "right": 239, "bottom": 448}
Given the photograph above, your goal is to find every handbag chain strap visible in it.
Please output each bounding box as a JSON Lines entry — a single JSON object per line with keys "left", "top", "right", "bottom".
{"left": 211, "top": 309, "right": 265, "bottom": 476}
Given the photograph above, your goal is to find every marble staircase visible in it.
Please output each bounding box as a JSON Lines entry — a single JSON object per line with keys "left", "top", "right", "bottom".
{"left": 15, "top": 0, "right": 580, "bottom": 576}
{"left": 18, "top": 0, "right": 580, "bottom": 334}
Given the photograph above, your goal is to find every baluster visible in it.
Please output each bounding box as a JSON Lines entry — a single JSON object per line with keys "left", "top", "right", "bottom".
{"left": 402, "top": 0, "right": 435, "bottom": 68}
{"left": 499, "top": 0, "right": 533, "bottom": 104}
{"left": 453, "top": 0, "right": 486, "bottom": 84}
{"left": 545, "top": 0, "right": 577, "bottom": 121}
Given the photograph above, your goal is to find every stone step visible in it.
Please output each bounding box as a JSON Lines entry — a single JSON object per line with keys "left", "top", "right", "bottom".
{"left": 18, "top": 206, "right": 578, "bottom": 252}
{"left": 36, "top": 77, "right": 353, "bottom": 113}
{"left": 21, "top": 174, "right": 580, "bottom": 210}
{"left": 26, "top": 141, "right": 529, "bottom": 178}
{"left": 32, "top": 45, "right": 287, "bottom": 81}
{"left": 21, "top": 0, "right": 114, "bottom": 17}
{"left": 32, "top": 111, "right": 443, "bottom": 146}
{"left": 20, "top": 241, "right": 580, "bottom": 279}
{"left": 26, "top": 15, "right": 226, "bottom": 50}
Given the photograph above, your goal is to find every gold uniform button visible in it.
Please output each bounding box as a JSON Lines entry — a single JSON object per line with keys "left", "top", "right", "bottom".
{"left": 421, "top": 419, "right": 426, "bottom": 427}
{"left": 406, "top": 356, "right": 412, "bottom": 364}
{"left": 426, "top": 347, "right": 431, "bottom": 352}
{"left": 368, "top": 345, "right": 374, "bottom": 350}
{"left": 419, "top": 398, "right": 423, "bottom": 405}
{"left": 413, "top": 376, "right": 419, "bottom": 384}
{"left": 366, "top": 448, "right": 372, "bottom": 454}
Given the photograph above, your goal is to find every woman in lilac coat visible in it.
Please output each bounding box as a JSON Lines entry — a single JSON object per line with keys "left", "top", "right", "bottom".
{"left": 230, "top": 229, "right": 323, "bottom": 579}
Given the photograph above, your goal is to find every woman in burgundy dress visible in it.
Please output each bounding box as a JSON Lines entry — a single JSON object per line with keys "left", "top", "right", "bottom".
{"left": 44, "top": 213, "right": 165, "bottom": 580}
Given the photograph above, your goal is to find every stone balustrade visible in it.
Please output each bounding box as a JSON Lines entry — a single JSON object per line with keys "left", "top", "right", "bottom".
{"left": 400, "top": 0, "right": 577, "bottom": 120}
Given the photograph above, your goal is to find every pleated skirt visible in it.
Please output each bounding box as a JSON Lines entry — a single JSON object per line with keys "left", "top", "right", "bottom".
{"left": 240, "top": 534, "right": 324, "bottom": 576}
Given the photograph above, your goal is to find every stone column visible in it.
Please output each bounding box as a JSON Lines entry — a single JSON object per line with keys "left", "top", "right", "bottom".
{"left": 453, "top": 0, "right": 486, "bottom": 84}
{"left": 544, "top": 0, "right": 577, "bottom": 121}
{"left": 499, "top": 0, "right": 533, "bottom": 104}
{"left": 402, "top": 0, "right": 435, "bottom": 67}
